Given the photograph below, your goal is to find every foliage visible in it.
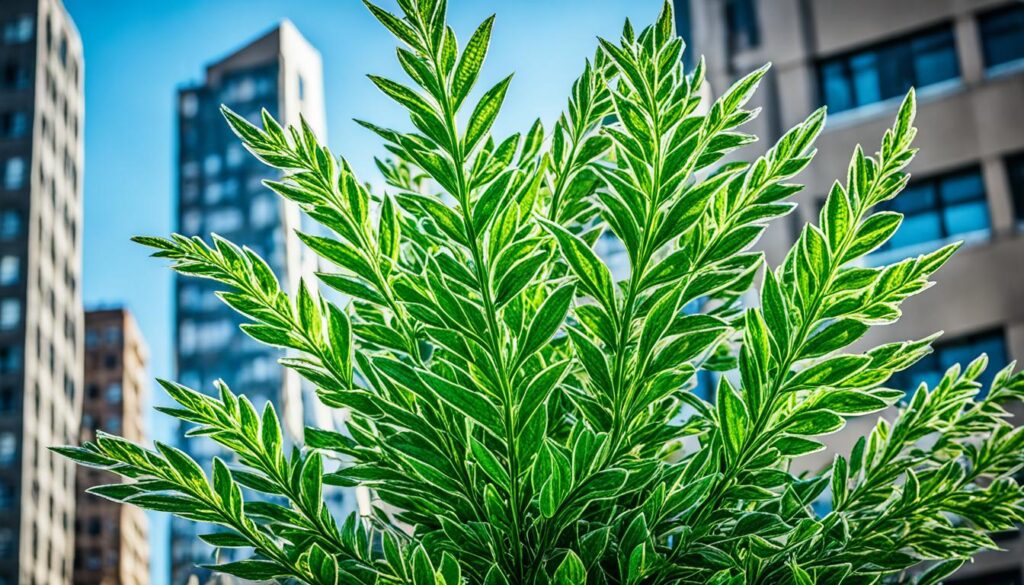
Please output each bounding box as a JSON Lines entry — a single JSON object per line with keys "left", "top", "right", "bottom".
{"left": 56, "top": 1, "right": 1024, "bottom": 584}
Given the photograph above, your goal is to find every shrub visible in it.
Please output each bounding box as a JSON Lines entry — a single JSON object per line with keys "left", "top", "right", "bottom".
{"left": 57, "top": 1, "right": 1024, "bottom": 583}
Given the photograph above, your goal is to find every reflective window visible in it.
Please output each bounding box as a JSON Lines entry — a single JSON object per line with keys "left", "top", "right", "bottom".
{"left": 0, "top": 256, "right": 18, "bottom": 286}
{"left": 819, "top": 25, "right": 959, "bottom": 113}
{"left": 2, "top": 15, "right": 34, "bottom": 45}
{"left": 0, "top": 346, "right": 20, "bottom": 374}
{"left": 1, "top": 61, "right": 31, "bottom": 90}
{"left": 979, "top": 4, "right": 1024, "bottom": 71}
{"left": 874, "top": 166, "right": 988, "bottom": 256}
{"left": 0, "top": 432, "right": 15, "bottom": 466}
{"left": 251, "top": 195, "right": 277, "bottom": 228}
{"left": 225, "top": 143, "right": 245, "bottom": 168}
{"left": 0, "top": 299, "right": 19, "bottom": 330}
{"left": 725, "top": 0, "right": 759, "bottom": 54}
{"left": 887, "top": 329, "right": 1007, "bottom": 398}
{"left": 1008, "top": 151, "right": 1024, "bottom": 227}
{"left": 206, "top": 208, "right": 243, "bottom": 233}
{"left": 2, "top": 157, "right": 26, "bottom": 190}
{"left": 0, "top": 211, "right": 20, "bottom": 240}
{"left": 204, "top": 153, "right": 222, "bottom": 177}
{"left": 181, "top": 93, "right": 198, "bottom": 118}
{"left": 106, "top": 383, "right": 122, "bottom": 404}
{"left": 0, "top": 111, "right": 30, "bottom": 139}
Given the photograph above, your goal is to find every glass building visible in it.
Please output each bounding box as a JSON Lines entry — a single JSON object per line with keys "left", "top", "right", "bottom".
{"left": 170, "top": 21, "right": 334, "bottom": 584}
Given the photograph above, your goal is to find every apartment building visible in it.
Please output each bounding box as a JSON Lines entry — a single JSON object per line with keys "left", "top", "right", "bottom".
{"left": 674, "top": 0, "right": 1024, "bottom": 582}
{"left": 171, "top": 21, "right": 332, "bottom": 584}
{"left": 73, "top": 308, "right": 148, "bottom": 585}
{"left": 0, "top": 0, "right": 84, "bottom": 583}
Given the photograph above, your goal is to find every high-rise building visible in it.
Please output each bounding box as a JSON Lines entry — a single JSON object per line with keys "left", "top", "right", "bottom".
{"left": 675, "top": 0, "right": 1024, "bottom": 582}
{"left": 74, "top": 308, "right": 148, "bottom": 585}
{"left": 171, "top": 21, "right": 328, "bottom": 584}
{"left": 0, "top": 0, "right": 84, "bottom": 583}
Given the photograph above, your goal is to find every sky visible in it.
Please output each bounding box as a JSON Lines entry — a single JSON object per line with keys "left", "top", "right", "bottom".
{"left": 62, "top": 1, "right": 661, "bottom": 583}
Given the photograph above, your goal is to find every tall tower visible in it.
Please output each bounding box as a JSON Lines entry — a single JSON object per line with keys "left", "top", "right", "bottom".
{"left": 0, "top": 0, "right": 84, "bottom": 584}
{"left": 674, "top": 0, "right": 1024, "bottom": 581}
{"left": 171, "top": 21, "right": 326, "bottom": 584}
{"left": 75, "top": 308, "right": 149, "bottom": 585}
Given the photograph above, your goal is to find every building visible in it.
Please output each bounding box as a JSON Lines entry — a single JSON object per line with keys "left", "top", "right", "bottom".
{"left": 675, "top": 0, "right": 1024, "bottom": 582}
{"left": 0, "top": 0, "right": 84, "bottom": 583}
{"left": 74, "top": 308, "right": 148, "bottom": 585}
{"left": 171, "top": 21, "right": 330, "bottom": 585}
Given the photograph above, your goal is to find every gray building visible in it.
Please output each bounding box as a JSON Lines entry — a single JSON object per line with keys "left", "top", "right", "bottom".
{"left": 675, "top": 0, "right": 1024, "bottom": 582}
{"left": 171, "top": 21, "right": 328, "bottom": 585}
{"left": 0, "top": 0, "right": 84, "bottom": 584}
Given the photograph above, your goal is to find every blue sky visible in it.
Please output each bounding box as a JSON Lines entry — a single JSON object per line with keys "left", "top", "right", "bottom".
{"left": 62, "top": 0, "right": 660, "bottom": 582}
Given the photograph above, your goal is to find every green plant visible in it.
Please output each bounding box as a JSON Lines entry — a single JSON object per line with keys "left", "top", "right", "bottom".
{"left": 57, "top": 1, "right": 1024, "bottom": 583}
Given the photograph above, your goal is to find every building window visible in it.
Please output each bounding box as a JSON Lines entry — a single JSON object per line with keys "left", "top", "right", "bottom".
{"left": 873, "top": 166, "right": 989, "bottom": 258}
{"left": 1, "top": 62, "right": 31, "bottom": 90}
{"left": 0, "top": 346, "right": 20, "bottom": 374}
{"left": 106, "top": 416, "right": 121, "bottom": 433}
{"left": 0, "top": 385, "right": 12, "bottom": 413}
{"left": 181, "top": 93, "right": 199, "bottom": 118}
{"left": 298, "top": 73, "right": 306, "bottom": 101}
{"left": 206, "top": 208, "right": 244, "bottom": 233}
{"left": 0, "top": 256, "right": 18, "bottom": 286}
{"left": 203, "top": 153, "right": 222, "bottom": 177}
{"left": 0, "top": 210, "right": 21, "bottom": 240}
{"left": 58, "top": 35, "right": 68, "bottom": 67}
{"left": 725, "top": 0, "right": 760, "bottom": 54}
{"left": 0, "top": 433, "right": 14, "bottom": 466}
{"left": 2, "top": 15, "right": 34, "bottom": 45}
{"left": 0, "top": 111, "right": 30, "bottom": 139}
{"left": 251, "top": 195, "right": 277, "bottom": 228}
{"left": 979, "top": 4, "right": 1024, "bottom": 73}
{"left": 0, "top": 300, "right": 19, "bottom": 330}
{"left": 888, "top": 329, "right": 1007, "bottom": 398}
{"left": 2, "top": 157, "right": 26, "bottom": 190}
{"left": 106, "top": 383, "right": 122, "bottom": 404}
{"left": 1008, "top": 151, "right": 1024, "bottom": 227}
{"left": 819, "top": 24, "right": 959, "bottom": 114}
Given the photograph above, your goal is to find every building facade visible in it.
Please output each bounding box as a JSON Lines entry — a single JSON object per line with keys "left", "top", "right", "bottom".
{"left": 171, "top": 21, "right": 328, "bottom": 585}
{"left": 674, "top": 0, "right": 1024, "bottom": 582}
{"left": 0, "top": 0, "right": 84, "bottom": 583}
{"left": 74, "top": 308, "right": 148, "bottom": 585}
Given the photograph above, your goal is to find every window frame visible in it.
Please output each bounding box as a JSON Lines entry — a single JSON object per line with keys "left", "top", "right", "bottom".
{"left": 978, "top": 3, "right": 1024, "bottom": 73}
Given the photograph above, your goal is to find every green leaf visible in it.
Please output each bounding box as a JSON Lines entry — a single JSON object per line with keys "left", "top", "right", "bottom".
{"left": 519, "top": 284, "right": 575, "bottom": 365}
{"left": 465, "top": 75, "right": 513, "bottom": 152}
{"left": 716, "top": 378, "right": 748, "bottom": 461}
{"left": 539, "top": 219, "right": 616, "bottom": 310}
{"left": 453, "top": 16, "right": 494, "bottom": 107}
{"left": 553, "top": 550, "right": 587, "bottom": 585}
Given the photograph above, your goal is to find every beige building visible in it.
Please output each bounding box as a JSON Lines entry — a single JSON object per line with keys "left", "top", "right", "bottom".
{"left": 73, "top": 309, "right": 148, "bottom": 585}
{"left": 675, "top": 0, "right": 1024, "bottom": 582}
{"left": 0, "top": 0, "right": 84, "bottom": 583}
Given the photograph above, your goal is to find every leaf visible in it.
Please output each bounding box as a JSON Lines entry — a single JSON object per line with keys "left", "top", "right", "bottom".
{"left": 465, "top": 75, "right": 513, "bottom": 152}
{"left": 519, "top": 284, "right": 575, "bottom": 365}
{"left": 716, "top": 378, "right": 748, "bottom": 461}
{"left": 453, "top": 16, "right": 494, "bottom": 107}
{"left": 553, "top": 550, "right": 587, "bottom": 585}
{"left": 539, "top": 219, "right": 616, "bottom": 310}
{"left": 201, "top": 560, "right": 287, "bottom": 580}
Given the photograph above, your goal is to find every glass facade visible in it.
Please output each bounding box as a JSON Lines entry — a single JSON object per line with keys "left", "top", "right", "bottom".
{"left": 872, "top": 166, "right": 989, "bottom": 260}
{"left": 887, "top": 329, "right": 1008, "bottom": 398}
{"left": 819, "top": 24, "right": 959, "bottom": 113}
{"left": 1008, "top": 151, "right": 1024, "bottom": 227}
{"left": 979, "top": 4, "right": 1024, "bottom": 72}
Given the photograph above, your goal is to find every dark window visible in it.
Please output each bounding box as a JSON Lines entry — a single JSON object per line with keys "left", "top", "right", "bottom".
{"left": 874, "top": 166, "right": 989, "bottom": 256}
{"left": 0, "top": 346, "right": 21, "bottom": 375}
{"left": 0, "top": 385, "right": 13, "bottom": 413}
{"left": 948, "top": 567, "right": 1023, "bottom": 585}
{"left": 0, "top": 111, "right": 29, "bottom": 139}
{"left": 979, "top": 4, "right": 1024, "bottom": 71}
{"left": 1, "top": 62, "right": 30, "bottom": 90}
{"left": 87, "top": 518, "right": 101, "bottom": 536}
{"left": 1008, "top": 151, "right": 1024, "bottom": 225}
{"left": 104, "top": 354, "right": 118, "bottom": 369}
{"left": 819, "top": 24, "right": 959, "bottom": 113}
{"left": 888, "top": 329, "right": 1008, "bottom": 398}
{"left": 725, "top": 0, "right": 760, "bottom": 54}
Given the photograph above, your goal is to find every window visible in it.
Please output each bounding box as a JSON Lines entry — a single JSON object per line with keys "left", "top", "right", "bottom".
{"left": 725, "top": 0, "right": 759, "bottom": 54}
{"left": 979, "top": 4, "right": 1024, "bottom": 72}
{"left": 206, "top": 208, "right": 243, "bottom": 233}
{"left": 0, "top": 432, "right": 15, "bottom": 466}
{"left": 106, "top": 416, "right": 121, "bottom": 433}
{"left": 2, "top": 15, "right": 34, "bottom": 45}
{"left": 298, "top": 73, "right": 306, "bottom": 101}
{"left": 204, "top": 153, "right": 222, "bottom": 177}
{"left": 888, "top": 329, "right": 1007, "bottom": 398}
{"left": 3, "top": 157, "right": 26, "bottom": 190}
{"left": 181, "top": 93, "right": 199, "bottom": 118}
{"left": 0, "top": 385, "right": 12, "bottom": 412}
{"left": 819, "top": 25, "right": 959, "bottom": 113}
{"left": 251, "top": 195, "right": 277, "bottom": 227}
{"left": 0, "top": 256, "right": 18, "bottom": 286}
{"left": 1008, "top": 151, "right": 1024, "bottom": 226}
{"left": 106, "top": 383, "right": 122, "bottom": 404}
{"left": 0, "top": 346, "right": 20, "bottom": 374}
{"left": 58, "top": 35, "right": 67, "bottom": 67}
{"left": 1, "top": 62, "right": 30, "bottom": 90}
{"left": 225, "top": 143, "right": 245, "bottom": 168}
{"left": 0, "top": 210, "right": 22, "bottom": 240}
{"left": 873, "top": 166, "right": 988, "bottom": 257}
{"left": 0, "top": 299, "right": 19, "bottom": 330}
{"left": 0, "top": 111, "right": 29, "bottom": 138}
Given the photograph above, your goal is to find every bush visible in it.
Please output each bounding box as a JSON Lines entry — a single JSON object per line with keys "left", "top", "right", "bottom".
{"left": 57, "top": 1, "right": 1024, "bottom": 583}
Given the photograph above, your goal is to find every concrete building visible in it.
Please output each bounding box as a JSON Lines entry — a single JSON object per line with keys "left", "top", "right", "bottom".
{"left": 674, "top": 0, "right": 1024, "bottom": 582}
{"left": 171, "top": 21, "right": 332, "bottom": 585}
{"left": 0, "top": 0, "right": 84, "bottom": 583}
{"left": 74, "top": 308, "right": 148, "bottom": 585}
